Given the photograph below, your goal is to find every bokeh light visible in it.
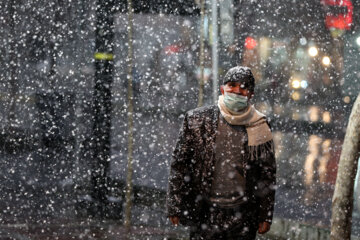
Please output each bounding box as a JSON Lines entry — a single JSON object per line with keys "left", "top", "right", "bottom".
{"left": 322, "top": 56, "right": 331, "bottom": 66}
{"left": 308, "top": 46, "right": 318, "bottom": 57}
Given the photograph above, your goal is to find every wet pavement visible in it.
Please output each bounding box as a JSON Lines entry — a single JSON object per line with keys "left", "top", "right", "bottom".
{"left": 0, "top": 183, "right": 282, "bottom": 240}
{"left": 0, "top": 175, "right": 358, "bottom": 239}
{"left": 0, "top": 186, "right": 187, "bottom": 239}
{"left": 0, "top": 220, "right": 186, "bottom": 240}
{"left": 0, "top": 220, "right": 281, "bottom": 240}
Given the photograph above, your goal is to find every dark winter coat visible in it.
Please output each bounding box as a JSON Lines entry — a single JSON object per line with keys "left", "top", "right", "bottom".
{"left": 167, "top": 105, "right": 276, "bottom": 226}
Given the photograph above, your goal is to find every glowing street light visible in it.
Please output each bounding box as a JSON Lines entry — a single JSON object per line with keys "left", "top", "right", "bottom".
{"left": 308, "top": 46, "right": 318, "bottom": 57}
{"left": 309, "top": 106, "right": 320, "bottom": 122}
{"left": 322, "top": 56, "right": 331, "bottom": 66}
{"left": 300, "top": 80, "right": 308, "bottom": 89}
{"left": 356, "top": 36, "right": 360, "bottom": 46}
{"left": 291, "top": 79, "right": 301, "bottom": 89}
{"left": 322, "top": 111, "right": 331, "bottom": 124}
{"left": 291, "top": 91, "right": 301, "bottom": 101}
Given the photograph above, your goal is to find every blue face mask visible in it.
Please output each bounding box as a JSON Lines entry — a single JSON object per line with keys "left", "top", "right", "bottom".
{"left": 223, "top": 92, "right": 248, "bottom": 112}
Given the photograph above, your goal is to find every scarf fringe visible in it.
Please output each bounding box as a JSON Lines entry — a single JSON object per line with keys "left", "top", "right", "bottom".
{"left": 248, "top": 140, "right": 274, "bottom": 161}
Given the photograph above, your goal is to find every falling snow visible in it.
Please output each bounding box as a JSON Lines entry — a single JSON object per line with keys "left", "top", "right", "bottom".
{"left": 0, "top": 0, "right": 359, "bottom": 239}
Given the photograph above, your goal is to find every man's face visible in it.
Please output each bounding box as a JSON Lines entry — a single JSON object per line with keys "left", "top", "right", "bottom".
{"left": 220, "top": 81, "right": 253, "bottom": 100}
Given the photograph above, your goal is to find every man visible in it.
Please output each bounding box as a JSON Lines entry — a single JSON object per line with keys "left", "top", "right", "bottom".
{"left": 167, "top": 66, "right": 276, "bottom": 239}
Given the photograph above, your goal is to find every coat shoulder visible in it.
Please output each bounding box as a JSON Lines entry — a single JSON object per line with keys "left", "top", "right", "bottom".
{"left": 186, "top": 105, "right": 218, "bottom": 119}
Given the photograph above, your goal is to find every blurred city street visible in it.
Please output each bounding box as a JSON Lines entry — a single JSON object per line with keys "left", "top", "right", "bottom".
{"left": 1, "top": 0, "right": 360, "bottom": 239}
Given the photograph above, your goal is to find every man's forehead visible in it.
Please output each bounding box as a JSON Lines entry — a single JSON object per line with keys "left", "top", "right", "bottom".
{"left": 225, "top": 81, "right": 247, "bottom": 88}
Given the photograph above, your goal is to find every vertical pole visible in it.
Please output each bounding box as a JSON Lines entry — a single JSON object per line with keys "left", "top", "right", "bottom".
{"left": 48, "top": 0, "right": 62, "bottom": 90}
{"left": 7, "top": 0, "right": 18, "bottom": 126}
{"left": 197, "top": 0, "right": 205, "bottom": 107}
{"left": 124, "top": 0, "right": 134, "bottom": 234}
{"left": 92, "top": 0, "right": 114, "bottom": 213}
{"left": 330, "top": 94, "right": 360, "bottom": 240}
{"left": 211, "top": 0, "right": 218, "bottom": 103}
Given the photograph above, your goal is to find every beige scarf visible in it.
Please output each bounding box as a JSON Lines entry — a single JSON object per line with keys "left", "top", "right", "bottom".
{"left": 218, "top": 95, "right": 273, "bottom": 146}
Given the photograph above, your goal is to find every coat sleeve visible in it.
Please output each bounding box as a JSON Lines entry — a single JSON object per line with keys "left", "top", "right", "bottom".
{"left": 255, "top": 139, "right": 276, "bottom": 223}
{"left": 167, "top": 112, "right": 194, "bottom": 217}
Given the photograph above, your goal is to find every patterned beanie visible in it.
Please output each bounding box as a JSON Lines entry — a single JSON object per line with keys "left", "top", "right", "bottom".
{"left": 223, "top": 66, "right": 255, "bottom": 93}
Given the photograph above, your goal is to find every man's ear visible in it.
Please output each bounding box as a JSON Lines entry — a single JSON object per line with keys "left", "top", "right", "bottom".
{"left": 220, "top": 85, "right": 224, "bottom": 95}
{"left": 248, "top": 91, "right": 254, "bottom": 100}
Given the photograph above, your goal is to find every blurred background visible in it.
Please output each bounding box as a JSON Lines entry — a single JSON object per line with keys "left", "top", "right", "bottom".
{"left": 0, "top": 0, "right": 360, "bottom": 239}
